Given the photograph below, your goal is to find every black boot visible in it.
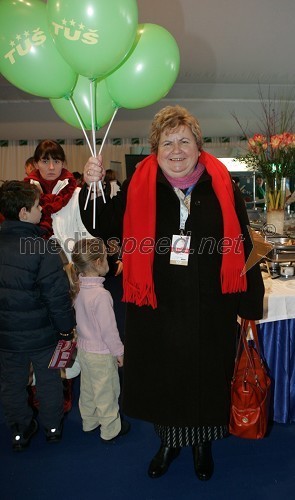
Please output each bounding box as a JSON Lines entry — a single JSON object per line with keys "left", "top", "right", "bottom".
{"left": 148, "top": 445, "right": 181, "bottom": 478}
{"left": 192, "top": 441, "right": 214, "bottom": 481}
{"left": 12, "top": 418, "right": 38, "bottom": 452}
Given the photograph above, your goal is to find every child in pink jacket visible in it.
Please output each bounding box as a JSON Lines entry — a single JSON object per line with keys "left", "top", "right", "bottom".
{"left": 66, "top": 238, "right": 130, "bottom": 442}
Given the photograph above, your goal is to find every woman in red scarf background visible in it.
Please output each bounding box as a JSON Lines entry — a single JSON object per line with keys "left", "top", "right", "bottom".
{"left": 81, "top": 106, "right": 264, "bottom": 481}
{"left": 25, "top": 139, "right": 93, "bottom": 413}
{"left": 25, "top": 140, "right": 93, "bottom": 258}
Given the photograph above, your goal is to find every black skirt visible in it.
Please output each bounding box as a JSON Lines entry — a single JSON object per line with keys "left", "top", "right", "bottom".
{"left": 154, "top": 424, "right": 228, "bottom": 447}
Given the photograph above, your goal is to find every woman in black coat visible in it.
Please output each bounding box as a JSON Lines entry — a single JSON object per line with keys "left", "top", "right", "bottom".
{"left": 81, "top": 105, "right": 264, "bottom": 480}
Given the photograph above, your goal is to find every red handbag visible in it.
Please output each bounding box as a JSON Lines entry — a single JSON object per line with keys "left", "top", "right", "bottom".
{"left": 229, "top": 319, "right": 271, "bottom": 439}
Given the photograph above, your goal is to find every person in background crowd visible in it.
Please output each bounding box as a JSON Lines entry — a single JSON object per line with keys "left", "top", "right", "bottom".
{"left": 72, "top": 171, "right": 84, "bottom": 187}
{"left": 255, "top": 174, "right": 266, "bottom": 207}
{"left": 80, "top": 105, "right": 264, "bottom": 481}
{"left": 24, "top": 139, "right": 94, "bottom": 412}
{"left": 231, "top": 176, "right": 247, "bottom": 204}
{"left": 25, "top": 139, "right": 93, "bottom": 260}
{"left": 286, "top": 189, "right": 295, "bottom": 206}
{"left": 65, "top": 238, "right": 130, "bottom": 441}
{"left": 24, "top": 156, "right": 36, "bottom": 177}
{"left": 105, "top": 168, "right": 121, "bottom": 199}
{"left": 100, "top": 169, "right": 123, "bottom": 267}
{"left": 0, "top": 181, "right": 76, "bottom": 450}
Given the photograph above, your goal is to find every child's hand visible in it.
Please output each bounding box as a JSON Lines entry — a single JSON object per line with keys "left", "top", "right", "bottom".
{"left": 115, "top": 260, "right": 123, "bottom": 276}
{"left": 61, "top": 340, "right": 72, "bottom": 351}
{"left": 117, "top": 355, "right": 124, "bottom": 367}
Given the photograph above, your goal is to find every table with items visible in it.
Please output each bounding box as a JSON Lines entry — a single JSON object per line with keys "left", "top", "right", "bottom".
{"left": 257, "top": 275, "right": 295, "bottom": 423}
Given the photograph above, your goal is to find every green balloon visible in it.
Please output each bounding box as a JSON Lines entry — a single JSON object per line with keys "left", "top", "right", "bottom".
{"left": 106, "top": 24, "right": 180, "bottom": 109}
{"left": 0, "top": 0, "right": 77, "bottom": 98}
{"left": 50, "top": 76, "right": 117, "bottom": 130}
{"left": 47, "top": 0, "right": 138, "bottom": 79}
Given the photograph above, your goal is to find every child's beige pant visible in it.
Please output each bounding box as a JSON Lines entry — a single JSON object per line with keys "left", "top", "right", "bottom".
{"left": 77, "top": 350, "right": 121, "bottom": 440}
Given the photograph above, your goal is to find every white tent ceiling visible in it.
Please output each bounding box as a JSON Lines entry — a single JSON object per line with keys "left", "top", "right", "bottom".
{"left": 1, "top": 0, "right": 295, "bottom": 141}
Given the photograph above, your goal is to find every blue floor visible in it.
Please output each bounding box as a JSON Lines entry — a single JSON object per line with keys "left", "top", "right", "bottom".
{"left": 0, "top": 377, "right": 295, "bottom": 500}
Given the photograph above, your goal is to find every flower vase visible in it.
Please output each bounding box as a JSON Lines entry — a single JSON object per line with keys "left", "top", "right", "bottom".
{"left": 265, "top": 177, "right": 286, "bottom": 235}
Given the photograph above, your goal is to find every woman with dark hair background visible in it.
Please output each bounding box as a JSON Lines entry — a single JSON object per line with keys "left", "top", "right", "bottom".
{"left": 25, "top": 139, "right": 93, "bottom": 412}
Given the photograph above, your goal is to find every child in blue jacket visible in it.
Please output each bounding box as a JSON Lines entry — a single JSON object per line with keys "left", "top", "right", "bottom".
{"left": 0, "top": 181, "right": 76, "bottom": 451}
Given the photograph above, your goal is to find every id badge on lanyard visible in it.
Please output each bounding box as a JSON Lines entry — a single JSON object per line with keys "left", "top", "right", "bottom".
{"left": 170, "top": 186, "right": 193, "bottom": 266}
{"left": 170, "top": 234, "right": 191, "bottom": 266}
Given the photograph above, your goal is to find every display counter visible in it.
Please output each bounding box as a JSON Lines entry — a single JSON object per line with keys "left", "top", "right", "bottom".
{"left": 258, "top": 275, "right": 295, "bottom": 423}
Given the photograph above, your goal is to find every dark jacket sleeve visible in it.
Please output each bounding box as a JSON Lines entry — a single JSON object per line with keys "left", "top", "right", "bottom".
{"left": 36, "top": 242, "right": 76, "bottom": 333}
{"left": 79, "top": 181, "right": 128, "bottom": 275}
{"left": 233, "top": 183, "right": 265, "bottom": 320}
{"left": 79, "top": 182, "right": 125, "bottom": 243}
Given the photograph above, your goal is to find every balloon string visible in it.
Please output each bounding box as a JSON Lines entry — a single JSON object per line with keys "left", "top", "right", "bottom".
{"left": 84, "top": 183, "right": 92, "bottom": 211}
{"left": 83, "top": 80, "right": 108, "bottom": 229}
{"left": 68, "top": 97, "right": 94, "bottom": 156}
{"left": 90, "top": 80, "right": 97, "bottom": 157}
{"left": 84, "top": 107, "right": 119, "bottom": 217}
{"left": 89, "top": 79, "right": 105, "bottom": 205}
{"left": 69, "top": 95, "right": 103, "bottom": 227}
{"left": 93, "top": 177, "right": 96, "bottom": 228}
{"left": 98, "top": 107, "right": 118, "bottom": 154}
{"left": 89, "top": 80, "right": 98, "bottom": 228}
{"left": 69, "top": 95, "right": 100, "bottom": 221}
{"left": 88, "top": 107, "right": 118, "bottom": 220}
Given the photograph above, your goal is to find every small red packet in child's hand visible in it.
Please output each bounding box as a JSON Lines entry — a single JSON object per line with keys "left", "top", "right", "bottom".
{"left": 48, "top": 340, "right": 77, "bottom": 369}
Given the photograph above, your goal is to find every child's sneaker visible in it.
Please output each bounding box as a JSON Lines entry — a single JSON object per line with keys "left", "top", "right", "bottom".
{"left": 12, "top": 418, "right": 38, "bottom": 451}
{"left": 101, "top": 419, "right": 130, "bottom": 443}
{"left": 45, "top": 423, "right": 63, "bottom": 443}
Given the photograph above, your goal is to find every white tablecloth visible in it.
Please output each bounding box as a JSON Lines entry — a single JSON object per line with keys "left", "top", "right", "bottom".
{"left": 260, "top": 275, "right": 295, "bottom": 324}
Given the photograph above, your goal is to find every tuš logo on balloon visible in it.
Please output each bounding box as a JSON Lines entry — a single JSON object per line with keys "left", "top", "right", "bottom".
{"left": 0, "top": 0, "right": 180, "bottom": 134}
{"left": 46, "top": 0, "right": 139, "bottom": 79}
{"left": 0, "top": 0, "right": 77, "bottom": 99}
{"left": 3, "top": 20, "right": 100, "bottom": 67}
{"left": 4, "top": 29, "right": 48, "bottom": 65}
{"left": 50, "top": 20, "right": 99, "bottom": 46}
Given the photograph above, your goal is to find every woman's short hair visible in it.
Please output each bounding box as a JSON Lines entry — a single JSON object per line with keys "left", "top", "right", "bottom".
{"left": 33, "top": 140, "right": 66, "bottom": 163}
{"left": 25, "top": 156, "right": 35, "bottom": 168}
{"left": 105, "top": 169, "right": 117, "bottom": 182}
{"left": 149, "top": 105, "right": 203, "bottom": 154}
{"left": 72, "top": 171, "right": 82, "bottom": 180}
{"left": 0, "top": 181, "right": 39, "bottom": 220}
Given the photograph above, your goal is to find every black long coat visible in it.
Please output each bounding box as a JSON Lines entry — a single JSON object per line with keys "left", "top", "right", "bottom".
{"left": 80, "top": 168, "right": 264, "bottom": 428}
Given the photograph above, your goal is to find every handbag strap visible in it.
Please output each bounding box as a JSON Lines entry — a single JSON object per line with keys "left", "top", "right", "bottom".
{"left": 233, "top": 319, "right": 263, "bottom": 378}
{"left": 241, "top": 319, "right": 262, "bottom": 356}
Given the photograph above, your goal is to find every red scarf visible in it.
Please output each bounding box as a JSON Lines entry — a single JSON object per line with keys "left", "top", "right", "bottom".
{"left": 25, "top": 169, "right": 76, "bottom": 238}
{"left": 122, "top": 152, "right": 247, "bottom": 309}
